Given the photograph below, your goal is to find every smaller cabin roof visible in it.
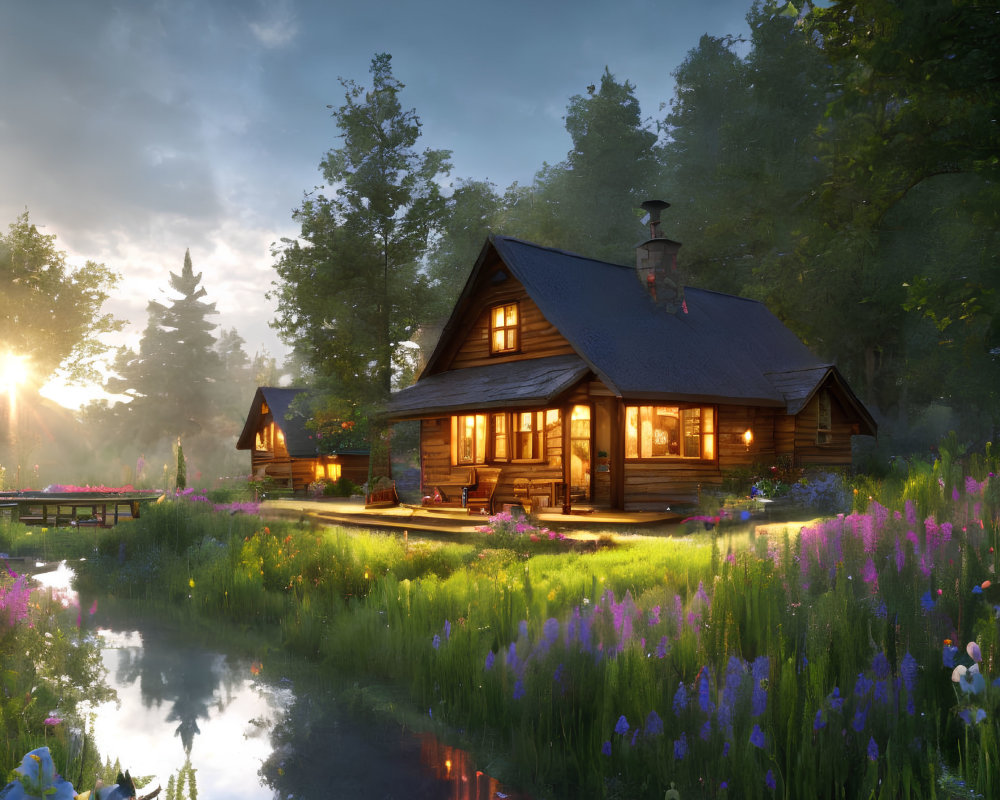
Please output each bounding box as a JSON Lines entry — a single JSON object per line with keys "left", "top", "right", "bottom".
{"left": 236, "top": 387, "right": 370, "bottom": 457}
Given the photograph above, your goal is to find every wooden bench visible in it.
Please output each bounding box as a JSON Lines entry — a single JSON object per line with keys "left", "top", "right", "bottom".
{"left": 423, "top": 466, "right": 499, "bottom": 514}
{"left": 365, "top": 479, "right": 400, "bottom": 508}
{"left": 465, "top": 467, "right": 500, "bottom": 515}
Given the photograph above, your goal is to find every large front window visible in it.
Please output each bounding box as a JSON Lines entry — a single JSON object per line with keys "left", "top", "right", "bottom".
{"left": 625, "top": 405, "right": 715, "bottom": 460}
{"left": 452, "top": 414, "right": 486, "bottom": 464}
{"left": 490, "top": 302, "right": 519, "bottom": 354}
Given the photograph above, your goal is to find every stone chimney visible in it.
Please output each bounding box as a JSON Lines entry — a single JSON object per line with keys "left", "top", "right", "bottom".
{"left": 636, "top": 200, "right": 685, "bottom": 314}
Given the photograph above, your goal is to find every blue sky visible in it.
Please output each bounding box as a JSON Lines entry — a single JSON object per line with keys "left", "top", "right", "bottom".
{"left": 0, "top": 0, "right": 755, "bottom": 405}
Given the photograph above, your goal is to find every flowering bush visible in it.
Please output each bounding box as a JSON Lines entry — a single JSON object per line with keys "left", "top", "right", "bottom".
{"left": 475, "top": 510, "right": 566, "bottom": 550}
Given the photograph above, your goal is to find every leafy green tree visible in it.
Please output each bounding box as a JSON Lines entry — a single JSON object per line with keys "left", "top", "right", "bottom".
{"left": 504, "top": 69, "right": 659, "bottom": 263}
{"left": 0, "top": 211, "right": 122, "bottom": 387}
{"left": 424, "top": 178, "right": 505, "bottom": 321}
{"left": 270, "top": 53, "right": 451, "bottom": 478}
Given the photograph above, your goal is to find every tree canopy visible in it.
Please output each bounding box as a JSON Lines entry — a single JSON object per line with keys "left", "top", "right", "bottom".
{"left": 0, "top": 211, "right": 122, "bottom": 387}
{"left": 270, "top": 53, "right": 452, "bottom": 477}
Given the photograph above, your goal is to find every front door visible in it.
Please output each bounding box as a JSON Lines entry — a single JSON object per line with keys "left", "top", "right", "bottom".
{"left": 569, "top": 404, "right": 591, "bottom": 502}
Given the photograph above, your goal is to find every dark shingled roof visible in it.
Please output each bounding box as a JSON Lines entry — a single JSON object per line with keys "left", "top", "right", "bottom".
{"left": 236, "top": 387, "right": 316, "bottom": 456}
{"left": 389, "top": 236, "right": 875, "bottom": 425}
{"left": 389, "top": 354, "right": 591, "bottom": 418}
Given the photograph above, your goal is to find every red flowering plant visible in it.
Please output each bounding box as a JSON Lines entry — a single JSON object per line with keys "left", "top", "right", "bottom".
{"left": 309, "top": 410, "right": 370, "bottom": 454}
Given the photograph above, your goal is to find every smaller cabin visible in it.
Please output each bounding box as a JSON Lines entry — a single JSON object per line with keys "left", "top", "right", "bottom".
{"left": 236, "top": 387, "right": 369, "bottom": 492}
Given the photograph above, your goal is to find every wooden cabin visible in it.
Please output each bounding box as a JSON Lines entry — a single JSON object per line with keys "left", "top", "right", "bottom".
{"left": 236, "top": 387, "right": 369, "bottom": 492}
{"left": 387, "top": 207, "right": 876, "bottom": 512}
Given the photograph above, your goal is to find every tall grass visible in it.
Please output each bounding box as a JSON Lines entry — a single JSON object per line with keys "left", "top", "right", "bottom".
{"left": 72, "top": 449, "right": 1000, "bottom": 798}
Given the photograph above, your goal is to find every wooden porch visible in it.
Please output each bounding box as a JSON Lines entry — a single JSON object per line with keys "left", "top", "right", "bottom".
{"left": 260, "top": 496, "right": 684, "bottom": 535}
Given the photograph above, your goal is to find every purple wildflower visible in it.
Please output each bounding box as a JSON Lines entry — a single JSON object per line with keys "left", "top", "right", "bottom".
{"left": 920, "top": 591, "right": 935, "bottom": 612}
{"left": 432, "top": 634, "right": 441, "bottom": 650}
{"left": 648, "top": 605, "right": 661, "bottom": 626}
{"left": 630, "top": 729, "right": 639, "bottom": 747}
{"left": 513, "top": 679, "right": 525, "bottom": 700}
{"left": 894, "top": 537, "right": 905, "bottom": 572}
{"left": 698, "top": 666, "right": 715, "bottom": 713}
{"left": 851, "top": 705, "right": 868, "bottom": 732}
{"left": 672, "top": 682, "right": 688, "bottom": 715}
{"left": 484, "top": 650, "right": 495, "bottom": 670}
{"left": 444, "top": 619, "right": 451, "bottom": 640}
{"left": 943, "top": 644, "right": 959, "bottom": 668}
{"left": 749, "top": 724, "right": 766, "bottom": 748}
{"left": 867, "top": 736, "right": 879, "bottom": 761}
{"left": 614, "top": 714, "right": 629, "bottom": 736}
{"left": 645, "top": 710, "right": 664, "bottom": 737}
{"left": 700, "top": 719, "right": 712, "bottom": 741}
{"left": 601, "top": 740, "right": 612, "bottom": 756}
{"left": 813, "top": 709, "right": 826, "bottom": 730}
{"left": 656, "top": 636, "right": 669, "bottom": 659}
{"left": 765, "top": 769, "right": 776, "bottom": 791}
{"left": 673, "top": 732, "right": 688, "bottom": 760}
{"left": 827, "top": 687, "right": 844, "bottom": 711}
{"left": 854, "top": 672, "right": 873, "bottom": 698}
{"left": 873, "top": 680, "right": 889, "bottom": 706}
{"left": 871, "top": 652, "right": 890, "bottom": 679}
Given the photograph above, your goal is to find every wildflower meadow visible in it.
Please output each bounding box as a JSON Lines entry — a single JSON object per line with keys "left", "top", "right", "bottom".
{"left": 5, "top": 444, "right": 998, "bottom": 798}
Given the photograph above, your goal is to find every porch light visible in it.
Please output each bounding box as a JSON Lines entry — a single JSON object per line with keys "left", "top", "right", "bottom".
{"left": 743, "top": 429, "right": 753, "bottom": 450}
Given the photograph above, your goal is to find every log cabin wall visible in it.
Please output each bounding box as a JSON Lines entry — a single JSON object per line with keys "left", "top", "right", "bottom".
{"left": 622, "top": 460, "right": 722, "bottom": 510}
{"left": 791, "top": 393, "right": 855, "bottom": 467}
{"left": 418, "top": 412, "right": 565, "bottom": 508}
{"left": 446, "top": 282, "right": 576, "bottom": 370}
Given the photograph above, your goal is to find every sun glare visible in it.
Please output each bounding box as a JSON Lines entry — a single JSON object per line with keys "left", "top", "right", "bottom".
{"left": 2, "top": 352, "right": 29, "bottom": 394}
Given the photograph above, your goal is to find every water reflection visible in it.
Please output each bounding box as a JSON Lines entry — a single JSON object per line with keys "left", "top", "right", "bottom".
{"left": 84, "top": 608, "right": 528, "bottom": 798}
{"left": 31, "top": 563, "right": 529, "bottom": 799}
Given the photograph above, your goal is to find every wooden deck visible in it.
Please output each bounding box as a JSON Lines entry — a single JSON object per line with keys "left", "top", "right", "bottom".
{"left": 0, "top": 492, "right": 164, "bottom": 527}
{"left": 260, "top": 497, "right": 685, "bottom": 535}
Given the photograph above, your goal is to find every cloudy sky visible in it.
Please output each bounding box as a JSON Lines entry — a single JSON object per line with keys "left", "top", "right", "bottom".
{"left": 1, "top": 0, "right": 754, "bottom": 407}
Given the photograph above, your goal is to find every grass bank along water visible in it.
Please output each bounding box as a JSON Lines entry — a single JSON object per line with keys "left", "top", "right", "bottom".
{"left": 22, "top": 450, "right": 1000, "bottom": 798}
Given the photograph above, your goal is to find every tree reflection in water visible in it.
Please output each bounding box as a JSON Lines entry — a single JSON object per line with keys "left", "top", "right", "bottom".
{"left": 110, "top": 623, "right": 236, "bottom": 755}
{"left": 95, "top": 610, "right": 529, "bottom": 799}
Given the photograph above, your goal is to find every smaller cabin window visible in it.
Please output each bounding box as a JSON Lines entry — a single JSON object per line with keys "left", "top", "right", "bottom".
{"left": 625, "top": 405, "right": 716, "bottom": 460}
{"left": 817, "top": 390, "right": 833, "bottom": 444}
{"left": 490, "top": 302, "right": 519, "bottom": 354}
{"left": 315, "top": 462, "right": 342, "bottom": 482}
{"left": 491, "top": 413, "right": 508, "bottom": 461}
{"left": 451, "top": 414, "right": 487, "bottom": 465}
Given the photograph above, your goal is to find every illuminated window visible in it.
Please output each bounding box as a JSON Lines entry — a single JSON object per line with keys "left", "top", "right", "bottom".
{"left": 514, "top": 410, "right": 545, "bottom": 460}
{"left": 490, "top": 302, "right": 519, "bottom": 354}
{"left": 625, "top": 405, "right": 715, "bottom": 460}
{"left": 492, "top": 413, "right": 508, "bottom": 461}
{"left": 315, "top": 462, "right": 342, "bottom": 481}
{"left": 451, "top": 414, "right": 486, "bottom": 464}
{"left": 817, "top": 390, "right": 832, "bottom": 444}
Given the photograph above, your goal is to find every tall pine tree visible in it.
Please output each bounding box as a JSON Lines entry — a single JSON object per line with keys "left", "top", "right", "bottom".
{"left": 107, "top": 249, "right": 221, "bottom": 449}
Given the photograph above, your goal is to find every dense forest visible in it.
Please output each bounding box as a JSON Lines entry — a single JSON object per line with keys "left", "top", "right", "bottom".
{"left": 1, "top": 0, "right": 997, "bottom": 487}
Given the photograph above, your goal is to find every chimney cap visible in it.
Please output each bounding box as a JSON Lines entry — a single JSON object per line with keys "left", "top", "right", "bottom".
{"left": 640, "top": 199, "right": 671, "bottom": 219}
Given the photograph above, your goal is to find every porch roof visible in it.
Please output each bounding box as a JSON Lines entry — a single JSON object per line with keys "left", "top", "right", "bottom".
{"left": 388, "top": 353, "right": 591, "bottom": 419}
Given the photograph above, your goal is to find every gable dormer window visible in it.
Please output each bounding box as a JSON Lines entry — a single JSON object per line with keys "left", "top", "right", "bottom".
{"left": 490, "top": 302, "right": 519, "bottom": 354}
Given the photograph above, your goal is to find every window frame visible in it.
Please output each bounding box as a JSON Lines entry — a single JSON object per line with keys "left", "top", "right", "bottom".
{"left": 624, "top": 404, "right": 716, "bottom": 461}
{"left": 489, "top": 301, "right": 520, "bottom": 355}
{"left": 816, "top": 390, "right": 833, "bottom": 445}
{"left": 451, "top": 414, "right": 487, "bottom": 465}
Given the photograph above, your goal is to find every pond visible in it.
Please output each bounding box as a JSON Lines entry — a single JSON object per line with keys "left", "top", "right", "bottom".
{"left": 34, "top": 563, "right": 530, "bottom": 800}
